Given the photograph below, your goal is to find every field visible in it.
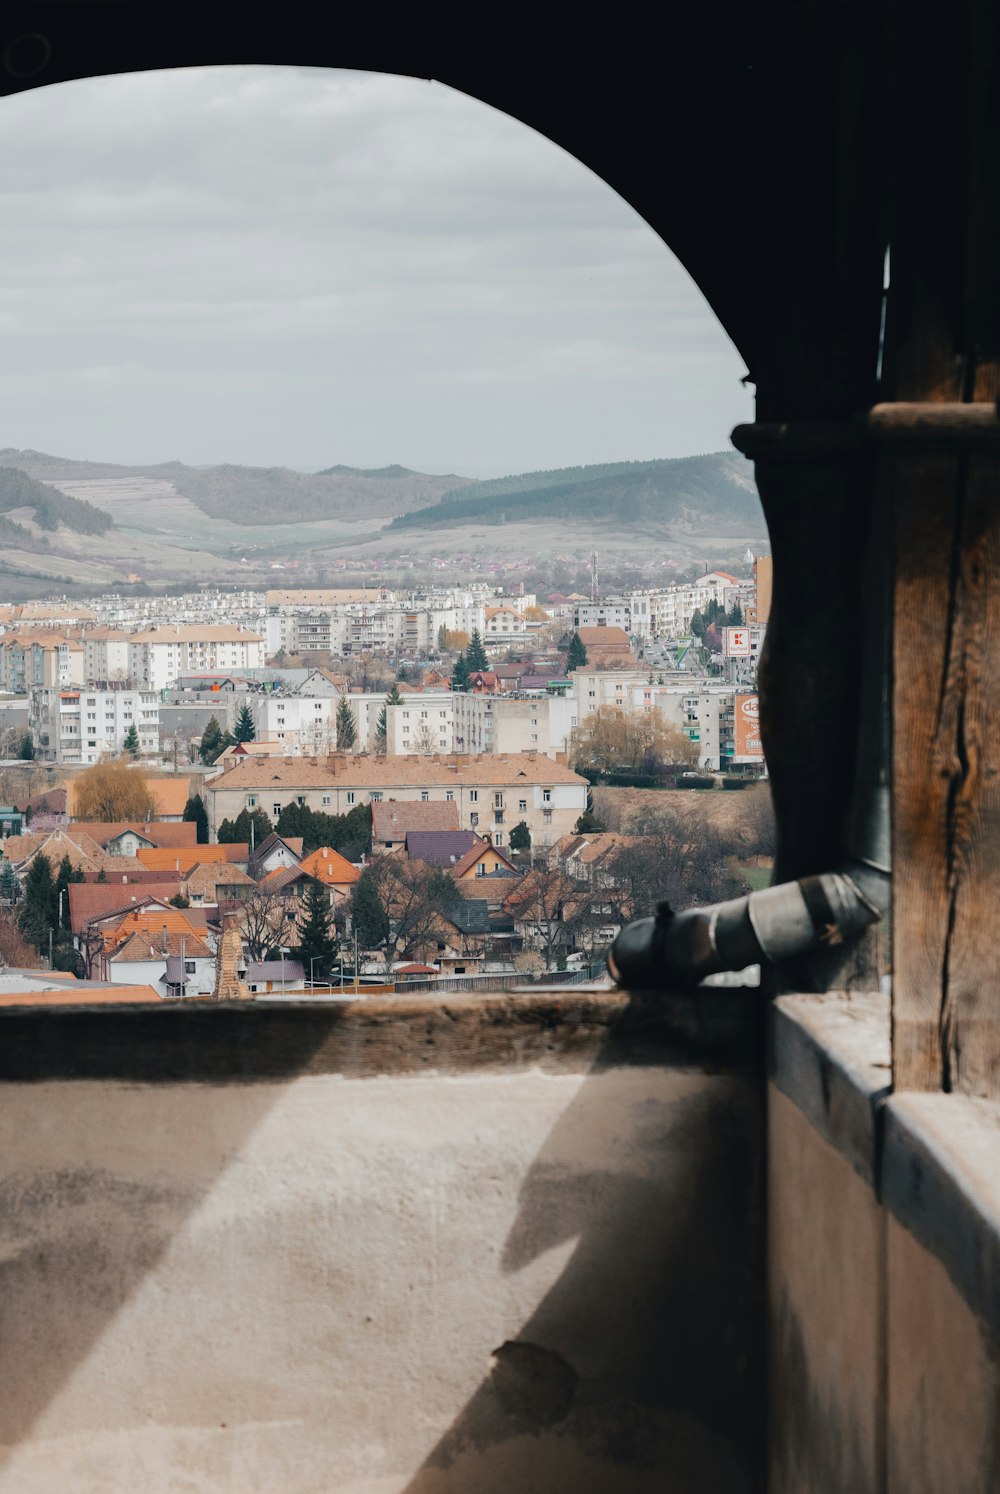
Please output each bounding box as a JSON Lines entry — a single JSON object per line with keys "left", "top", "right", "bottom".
{"left": 593, "top": 783, "right": 774, "bottom": 854}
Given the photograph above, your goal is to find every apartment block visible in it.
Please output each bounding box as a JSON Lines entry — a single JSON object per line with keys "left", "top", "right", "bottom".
{"left": 127, "top": 626, "right": 265, "bottom": 691}
{"left": 204, "top": 752, "right": 588, "bottom": 849}
{"left": 31, "top": 686, "right": 159, "bottom": 765}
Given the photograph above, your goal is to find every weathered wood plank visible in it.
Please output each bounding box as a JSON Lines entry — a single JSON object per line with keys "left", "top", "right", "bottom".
{"left": 893, "top": 450, "right": 1000, "bottom": 1093}
{"left": 892, "top": 453, "right": 960, "bottom": 1089}
{"left": 939, "top": 453, "right": 1000, "bottom": 1094}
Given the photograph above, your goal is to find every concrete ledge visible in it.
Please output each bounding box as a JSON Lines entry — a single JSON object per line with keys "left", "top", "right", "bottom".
{"left": 882, "top": 1092, "right": 1000, "bottom": 1347}
{"left": 0, "top": 987, "right": 762, "bottom": 1082}
{"left": 769, "top": 991, "right": 891, "bottom": 1185}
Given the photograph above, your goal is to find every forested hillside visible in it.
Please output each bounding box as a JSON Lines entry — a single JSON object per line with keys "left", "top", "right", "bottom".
{"left": 0, "top": 467, "right": 113, "bottom": 535}
{"left": 389, "top": 452, "right": 762, "bottom": 533}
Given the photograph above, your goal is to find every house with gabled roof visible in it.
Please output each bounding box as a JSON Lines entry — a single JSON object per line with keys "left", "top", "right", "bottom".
{"left": 249, "top": 830, "right": 304, "bottom": 879}
{"left": 448, "top": 839, "right": 519, "bottom": 883}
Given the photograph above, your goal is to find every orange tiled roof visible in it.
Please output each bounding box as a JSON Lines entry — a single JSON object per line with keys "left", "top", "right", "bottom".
{"left": 103, "top": 907, "right": 202, "bottom": 950}
{"left": 298, "top": 846, "right": 360, "bottom": 885}
{"left": 137, "top": 845, "right": 248, "bottom": 872}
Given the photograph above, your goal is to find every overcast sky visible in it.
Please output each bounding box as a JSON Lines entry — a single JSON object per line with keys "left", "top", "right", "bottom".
{"left": 0, "top": 65, "right": 752, "bottom": 476}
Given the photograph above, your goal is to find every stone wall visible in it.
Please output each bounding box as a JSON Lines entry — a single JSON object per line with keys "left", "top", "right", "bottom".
{"left": 0, "top": 992, "right": 764, "bottom": 1494}
{"left": 769, "top": 993, "right": 1000, "bottom": 1494}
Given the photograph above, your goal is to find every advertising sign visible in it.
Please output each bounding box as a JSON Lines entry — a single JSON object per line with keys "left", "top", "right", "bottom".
{"left": 726, "top": 626, "right": 751, "bottom": 657}
{"left": 734, "top": 693, "right": 763, "bottom": 759}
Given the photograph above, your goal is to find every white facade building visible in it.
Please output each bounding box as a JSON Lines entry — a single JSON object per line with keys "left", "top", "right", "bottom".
{"left": 385, "top": 695, "right": 454, "bottom": 755}
{"left": 128, "top": 627, "right": 265, "bottom": 692}
{"left": 30, "top": 686, "right": 160, "bottom": 765}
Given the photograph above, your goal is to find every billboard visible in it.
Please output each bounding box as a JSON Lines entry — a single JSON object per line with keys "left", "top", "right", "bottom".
{"left": 734, "top": 693, "right": 763, "bottom": 759}
{"left": 726, "top": 626, "right": 751, "bottom": 657}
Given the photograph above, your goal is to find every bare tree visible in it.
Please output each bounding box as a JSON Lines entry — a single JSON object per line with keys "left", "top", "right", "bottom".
{"left": 367, "top": 857, "right": 460, "bottom": 966}
{"left": 570, "top": 705, "right": 696, "bottom": 777}
{"left": 239, "top": 884, "right": 297, "bottom": 962}
{"left": 505, "top": 858, "right": 578, "bottom": 969}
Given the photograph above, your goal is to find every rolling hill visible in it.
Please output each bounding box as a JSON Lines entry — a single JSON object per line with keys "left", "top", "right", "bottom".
{"left": 387, "top": 452, "right": 761, "bottom": 534}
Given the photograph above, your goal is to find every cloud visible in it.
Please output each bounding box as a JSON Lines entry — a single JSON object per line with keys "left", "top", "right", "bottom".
{"left": 0, "top": 65, "right": 750, "bottom": 471}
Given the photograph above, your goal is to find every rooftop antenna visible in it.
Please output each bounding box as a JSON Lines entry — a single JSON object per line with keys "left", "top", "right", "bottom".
{"left": 591, "top": 549, "right": 599, "bottom": 604}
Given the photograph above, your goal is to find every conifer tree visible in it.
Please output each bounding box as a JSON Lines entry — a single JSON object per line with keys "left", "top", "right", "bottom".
{"left": 566, "top": 632, "right": 588, "bottom": 670}
{"left": 0, "top": 858, "right": 21, "bottom": 907}
{"left": 335, "top": 697, "right": 357, "bottom": 751}
{"left": 183, "top": 794, "right": 209, "bottom": 844}
{"left": 235, "top": 703, "right": 256, "bottom": 743}
{"left": 451, "top": 652, "right": 471, "bottom": 691}
{"left": 122, "top": 723, "right": 140, "bottom": 758}
{"left": 200, "top": 716, "right": 225, "bottom": 764}
{"left": 294, "top": 880, "right": 339, "bottom": 979}
{"left": 466, "top": 629, "right": 488, "bottom": 672}
{"left": 350, "top": 866, "right": 390, "bottom": 952}
{"left": 19, "top": 853, "right": 55, "bottom": 951}
{"left": 54, "top": 855, "right": 84, "bottom": 933}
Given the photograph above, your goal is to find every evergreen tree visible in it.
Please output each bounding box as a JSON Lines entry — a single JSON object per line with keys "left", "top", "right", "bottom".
{"left": 451, "top": 652, "right": 471, "bottom": 691}
{"left": 690, "top": 609, "right": 706, "bottom": 638}
{"left": 335, "top": 697, "right": 357, "bottom": 751}
{"left": 350, "top": 866, "right": 390, "bottom": 952}
{"left": 200, "top": 716, "right": 225, "bottom": 764}
{"left": 396, "top": 663, "right": 410, "bottom": 683}
{"left": 222, "top": 806, "right": 273, "bottom": 848}
{"left": 509, "top": 821, "right": 532, "bottom": 852}
{"left": 18, "top": 733, "right": 33, "bottom": 761}
{"left": 0, "top": 858, "right": 21, "bottom": 907}
{"left": 294, "top": 880, "right": 339, "bottom": 980}
{"left": 374, "top": 683, "right": 402, "bottom": 755}
{"left": 18, "top": 853, "right": 55, "bottom": 951}
{"left": 216, "top": 817, "right": 238, "bottom": 844}
{"left": 729, "top": 601, "right": 744, "bottom": 626}
{"left": 96, "top": 866, "right": 107, "bottom": 884}
{"left": 276, "top": 802, "right": 309, "bottom": 843}
{"left": 466, "top": 629, "right": 488, "bottom": 672}
{"left": 54, "top": 854, "right": 84, "bottom": 934}
{"left": 566, "top": 632, "right": 588, "bottom": 670}
{"left": 122, "top": 723, "right": 140, "bottom": 758}
{"left": 183, "top": 793, "right": 209, "bottom": 844}
{"left": 234, "top": 702, "right": 256, "bottom": 743}
{"left": 574, "top": 791, "right": 607, "bottom": 834}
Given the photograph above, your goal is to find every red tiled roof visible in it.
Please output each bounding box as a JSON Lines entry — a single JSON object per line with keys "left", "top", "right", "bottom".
{"left": 68, "top": 882, "right": 182, "bottom": 935}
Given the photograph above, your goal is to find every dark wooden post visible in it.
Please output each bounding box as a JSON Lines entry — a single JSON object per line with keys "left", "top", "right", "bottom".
{"left": 886, "top": 1, "right": 1000, "bottom": 1093}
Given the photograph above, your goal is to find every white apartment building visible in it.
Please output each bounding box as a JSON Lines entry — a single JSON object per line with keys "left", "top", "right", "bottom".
{"left": 385, "top": 695, "right": 454, "bottom": 755}
{"left": 30, "top": 685, "right": 159, "bottom": 765}
{"left": 451, "top": 692, "right": 576, "bottom": 760}
{"left": 627, "top": 573, "right": 741, "bottom": 640}
{"left": 483, "top": 605, "right": 528, "bottom": 647}
{"left": 83, "top": 628, "right": 131, "bottom": 686}
{"left": 572, "top": 599, "right": 632, "bottom": 633}
{"left": 571, "top": 669, "right": 740, "bottom": 770}
{"left": 128, "top": 626, "right": 265, "bottom": 692}
{"left": 251, "top": 695, "right": 337, "bottom": 753}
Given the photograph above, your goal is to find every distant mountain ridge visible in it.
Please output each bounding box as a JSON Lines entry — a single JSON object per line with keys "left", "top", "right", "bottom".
{"left": 0, "top": 449, "right": 475, "bottom": 526}
{"left": 389, "top": 452, "right": 762, "bottom": 534}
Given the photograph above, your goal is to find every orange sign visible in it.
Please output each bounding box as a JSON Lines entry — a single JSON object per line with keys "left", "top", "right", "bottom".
{"left": 734, "top": 694, "right": 763, "bottom": 759}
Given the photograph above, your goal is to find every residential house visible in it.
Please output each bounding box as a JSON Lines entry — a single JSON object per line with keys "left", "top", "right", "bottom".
{"left": 248, "top": 831, "right": 304, "bottom": 878}
{"left": 403, "top": 830, "right": 482, "bottom": 868}
{"left": 246, "top": 959, "right": 306, "bottom": 996}
{"left": 106, "top": 927, "right": 216, "bottom": 998}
